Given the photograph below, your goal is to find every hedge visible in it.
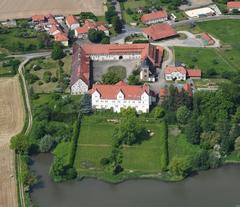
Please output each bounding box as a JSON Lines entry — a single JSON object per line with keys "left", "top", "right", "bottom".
{"left": 68, "top": 112, "right": 82, "bottom": 167}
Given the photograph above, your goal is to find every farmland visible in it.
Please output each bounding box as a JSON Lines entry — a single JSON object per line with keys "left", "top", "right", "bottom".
{"left": 0, "top": 0, "right": 104, "bottom": 21}
{"left": 0, "top": 77, "right": 24, "bottom": 207}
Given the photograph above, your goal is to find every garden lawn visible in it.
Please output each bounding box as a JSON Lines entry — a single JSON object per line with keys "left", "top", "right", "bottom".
{"left": 168, "top": 125, "right": 202, "bottom": 161}
{"left": 25, "top": 55, "right": 72, "bottom": 93}
{"left": 174, "top": 20, "right": 240, "bottom": 75}
{"left": 174, "top": 47, "right": 238, "bottom": 75}
{"left": 74, "top": 115, "right": 166, "bottom": 176}
{"left": 0, "top": 27, "right": 41, "bottom": 52}
{"left": 197, "top": 20, "right": 240, "bottom": 45}
{"left": 53, "top": 141, "right": 71, "bottom": 166}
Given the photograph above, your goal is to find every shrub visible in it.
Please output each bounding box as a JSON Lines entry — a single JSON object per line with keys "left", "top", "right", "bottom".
{"left": 39, "top": 135, "right": 55, "bottom": 153}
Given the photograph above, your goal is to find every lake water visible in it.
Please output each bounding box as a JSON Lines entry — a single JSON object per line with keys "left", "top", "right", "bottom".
{"left": 30, "top": 154, "right": 240, "bottom": 207}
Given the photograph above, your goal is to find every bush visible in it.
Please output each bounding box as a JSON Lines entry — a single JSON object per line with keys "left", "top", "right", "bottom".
{"left": 100, "top": 157, "right": 110, "bottom": 166}
{"left": 10, "top": 134, "right": 31, "bottom": 154}
{"left": 39, "top": 135, "right": 55, "bottom": 153}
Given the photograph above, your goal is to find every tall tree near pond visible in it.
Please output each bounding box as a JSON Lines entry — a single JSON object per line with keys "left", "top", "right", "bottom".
{"left": 51, "top": 43, "right": 65, "bottom": 60}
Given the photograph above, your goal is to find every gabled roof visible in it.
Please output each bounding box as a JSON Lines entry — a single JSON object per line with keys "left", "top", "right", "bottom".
{"left": 32, "top": 15, "right": 45, "bottom": 22}
{"left": 49, "top": 25, "right": 62, "bottom": 34}
{"left": 165, "top": 66, "right": 186, "bottom": 75}
{"left": 71, "top": 43, "right": 164, "bottom": 87}
{"left": 75, "top": 26, "right": 89, "bottom": 34}
{"left": 143, "top": 23, "right": 177, "bottom": 41}
{"left": 141, "top": 10, "right": 168, "bottom": 23}
{"left": 187, "top": 69, "right": 202, "bottom": 77}
{"left": 66, "top": 15, "right": 78, "bottom": 26}
{"left": 90, "top": 81, "right": 150, "bottom": 100}
{"left": 227, "top": 1, "right": 240, "bottom": 8}
{"left": 54, "top": 32, "right": 69, "bottom": 42}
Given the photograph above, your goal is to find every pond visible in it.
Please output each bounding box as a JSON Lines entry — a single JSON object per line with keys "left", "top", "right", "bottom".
{"left": 31, "top": 154, "right": 240, "bottom": 207}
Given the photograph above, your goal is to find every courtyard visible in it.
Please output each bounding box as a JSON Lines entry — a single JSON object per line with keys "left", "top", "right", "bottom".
{"left": 92, "top": 59, "right": 140, "bottom": 82}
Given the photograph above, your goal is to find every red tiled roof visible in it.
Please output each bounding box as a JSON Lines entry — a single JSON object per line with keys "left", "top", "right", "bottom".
{"left": 49, "top": 25, "right": 62, "bottom": 34}
{"left": 32, "top": 15, "right": 45, "bottom": 22}
{"left": 66, "top": 15, "right": 78, "bottom": 26}
{"left": 54, "top": 32, "right": 69, "bottom": 42}
{"left": 227, "top": 1, "right": 240, "bottom": 8}
{"left": 183, "top": 83, "right": 193, "bottom": 96}
{"left": 75, "top": 26, "right": 89, "bottom": 34}
{"left": 71, "top": 43, "right": 164, "bottom": 87}
{"left": 48, "top": 17, "right": 58, "bottom": 26}
{"left": 91, "top": 81, "right": 150, "bottom": 100}
{"left": 98, "top": 25, "right": 108, "bottom": 31}
{"left": 143, "top": 23, "right": 177, "bottom": 41}
{"left": 187, "top": 69, "right": 201, "bottom": 78}
{"left": 165, "top": 66, "right": 186, "bottom": 75}
{"left": 141, "top": 10, "right": 168, "bottom": 23}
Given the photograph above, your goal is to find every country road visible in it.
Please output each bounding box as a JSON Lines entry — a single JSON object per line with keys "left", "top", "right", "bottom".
{"left": 15, "top": 52, "right": 51, "bottom": 207}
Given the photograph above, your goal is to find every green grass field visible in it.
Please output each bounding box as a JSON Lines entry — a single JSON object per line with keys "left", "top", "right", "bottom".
{"left": 168, "top": 125, "right": 202, "bottom": 162}
{"left": 174, "top": 20, "right": 240, "bottom": 76}
{"left": 74, "top": 115, "right": 166, "bottom": 176}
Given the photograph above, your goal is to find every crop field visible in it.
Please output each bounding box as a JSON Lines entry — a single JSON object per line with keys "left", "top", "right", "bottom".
{"left": 0, "top": 77, "right": 24, "bottom": 207}
{"left": 0, "top": 0, "right": 104, "bottom": 21}
{"left": 74, "top": 115, "right": 166, "bottom": 176}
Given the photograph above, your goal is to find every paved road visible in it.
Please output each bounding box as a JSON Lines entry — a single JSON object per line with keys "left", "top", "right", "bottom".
{"left": 171, "top": 15, "right": 240, "bottom": 27}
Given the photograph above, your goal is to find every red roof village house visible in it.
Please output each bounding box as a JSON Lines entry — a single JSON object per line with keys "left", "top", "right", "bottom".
{"left": 165, "top": 66, "right": 201, "bottom": 81}
{"left": 227, "top": 1, "right": 240, "bottom": 11}
{"left": 74, "top": 19, "right": 109, "bottom": 39}
{"left": 143, "top": 23, "right": 177, "bottom": 41}
{"left": 32, "top": 15, "right": 46, "bottom": 22}
{"left": 141, "top": 10, "right": 168, "bottom": 25}
{"left": 90, "top": 81, "right": 153, "bottom": 113}
{"left": 54, "top": 32, "right": 69, "bottom": 46}
{"left": 66, "top": 15, "right": 80, "bottom": 30}
{"left": 71, "top": 43, "right": 164, "bottom": 95}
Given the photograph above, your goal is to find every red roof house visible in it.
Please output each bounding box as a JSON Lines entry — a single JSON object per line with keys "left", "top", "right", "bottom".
{"left": 141, "top": 10, "right": 168, "bottom": 24}
{"left": 54, "top": 32, "right": 69, "bottom": 46}
{"left": 71, "top": 43, "right": 164, "bottom": 93}
{"left": 227, "top": 1, "right": 240, "bottom": 10}
{"left": 143, "top": 23, "right": 177, "bottom": 41}
{"left": 66, "top": 15, "right": 79, "bottom": 29}
{"left": 187, "top": 69, "right": 202, "bottom": 79}
{"left": 91, "top": 81, "right": 150, "bottom": 100}
{"left": 32, "top": 15, "right": 46, "bottom": 22}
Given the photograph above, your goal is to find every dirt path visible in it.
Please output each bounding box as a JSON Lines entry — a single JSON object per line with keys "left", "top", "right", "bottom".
{"left": 0, "top": 77, "right": 25, "bottom": 207}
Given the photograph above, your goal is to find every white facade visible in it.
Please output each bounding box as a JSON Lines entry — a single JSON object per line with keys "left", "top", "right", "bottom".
{"left": 90, "top": 54, "right": 141, "bottom": 61}
{"left": 165, "top": 72, "right": 186, "bottom": 81}
{"left": 145, "top": 17, "right": 168, "bottom": 25}
{"left": 71, "top": 79, "right": 88, "bottom": 95}
{"left": 91, "top": 90, "right": 151, "bottom": 113}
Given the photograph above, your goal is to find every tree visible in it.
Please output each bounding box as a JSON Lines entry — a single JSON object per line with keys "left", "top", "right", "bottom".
{"left": 105, "top": 7, "right": 117, "bottom": 23}
{"left": 200, "top": 131, "right": 220, "bottom": 150}
{"left": 127, "top": 74, "right": 141, "bottom": 85}
{"left": 176, "top": 106, "right": 191, "bottom": 125}
{"left": 114, "top": 117, "right": 148, "bottom": 145}
{"left": 88, "top": 29, "right": 106, "bottom": 43}
{"left": 80, "top": 94, "right": 92, "bottom": 114}
{"left": 234, "top": 137, "right": 240, "bottom": 151}
{"left": 79, "top": 12, "right": 97, "bottom": 21}
{"left": 102, "top": 70, "right": 122, "bottom": 84}
{"left": 169, "top": 157, "right": 191, "bottom": 177}
{"left": 112, "top": 16, "right": 123, "bottom": 34}
{"left": 51, "top": 43, "right": 65, "bottom": 60}
{"left": 152, "top": 106, "right": 165, "bottom": 119}
{"left": 10, "top": 134, "right": 30, "bottom": 154}
{"left": 49, "top": 157, "right": 66, "bottom": 182}
{"left": 185, "top": 114, "right": 201, "bottom": 144}
{"left": 39, "top": 135, "right": 55, "bottom": 153}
